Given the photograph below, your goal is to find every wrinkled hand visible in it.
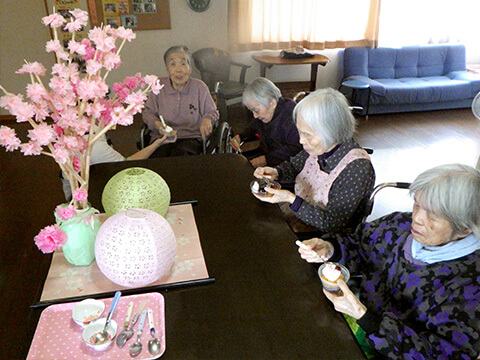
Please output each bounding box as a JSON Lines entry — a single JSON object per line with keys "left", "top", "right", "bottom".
{"left": 200, "top": 118, "right": 213, "bottom": 141}
{"left": 254, "top": 187, "right": 295, "bottom": 204}
{"left": 230, "top": 135, "right": 242, "bottom": 151}
{"left": 253, "top": 166, "right": 278, "bottom": 180}
{"left": 297, "top": 238, "right": 333, "bottom": 263}
{"left": 250, "top": 155, "right": 267, "bottom": 168}
{"left": 323, "top": 279, "right": 367, "bottom": 320}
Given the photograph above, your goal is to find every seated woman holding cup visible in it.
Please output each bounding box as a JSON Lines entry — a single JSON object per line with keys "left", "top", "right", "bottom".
{"left": 298, "top": 164, "right": 480, "bottom": 359}
{"left": 229, "top": 77, "right": 302, "bottom": 168}
{"left": 253, "top": 88, "right": 375, "bottom": 235}
{"left": 142, "top": 45, "right": 219, "bottom": 157}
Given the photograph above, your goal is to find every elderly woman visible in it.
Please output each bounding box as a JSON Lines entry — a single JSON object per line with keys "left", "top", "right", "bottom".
{"left": 142, "top": 45, "right": 219, "bottom": 157}
{"left": 230, "top": 77, "right": 302, "bottom": 168}
{"left": 298, "top": 164, "right": 480, "bottom": 359}
{"left": 254, "top": 88, "right": 375, "bottom": 234}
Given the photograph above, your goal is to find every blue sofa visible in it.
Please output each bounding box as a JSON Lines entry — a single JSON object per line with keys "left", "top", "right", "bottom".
{"left": 341, "top": 44, "right": 480, "bottom": 114}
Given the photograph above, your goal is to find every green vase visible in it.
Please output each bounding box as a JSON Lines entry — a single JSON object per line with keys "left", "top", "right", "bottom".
{"left": 56, "top": 206, "right": 100, "bottom": 266}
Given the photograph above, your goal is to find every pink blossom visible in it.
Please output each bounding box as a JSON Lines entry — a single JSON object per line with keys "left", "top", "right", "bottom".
{"left": 52, "top": 146, "right": 70, "bottom": 164}
{"left": 115, "top": 87, "right": 130, "bottom": 102}
{"left": 0, "top": 94, "right": 24, "bottom": 112}
{"left": 68, "top": 40, "right": 86, "bottom": 56}
{"left": 55, "top": 204, "right": 77, "bottom": 220}
{"left": 16, "top": 62, "right": 47, "bottom": 76}
{"left": 81, "top": 38, "right": 96, "bottom": 61}
{"left": 111, "top": 110, "right": 134, "bottom": 126}
{"left": 98, "top": 99, "right": 114, "bottom": 125}
{"left": 89, "top": 28, "right": 116, "bottom": 53}
{"left": 70, "top": 9, "right": 89, "bottom": 26}
{"left": 28, "top": 124, "right": 56, "bottom": 146}
{"left": 27, "top": 83, "right": 48, "bottom": 103}
{"left": 46, "top": 40, "right": 63, "bottom": 54}
{"left": 0, "top": 125, "right": 21, "bottom": 151}
{"left": 125, "top": 90, "right": 147, "bottom": 113}
{"left": 34, "top": 225, "right": 67, "bottom": 253}
{"left": 72, "top": 155, "right": 82, "bottom": 172}
{"left": 49, "top": 76, "right": 73, "bottom": 96}
{"left": 51, "top": 63, "right": 68, "bottom": 78}
{"left": 85, "top": 101, "right": 106, "bottom": 119}
{"left": 124, "top": 76, "right": 139, "bottom": 90}
{"left": 91, "top": 79, "right": 109, "bottom": 99}
{"left": 71, "top": 116, "right": 91, "bottom": 135}
{"left": 73, "top": 188, "right": 88, "bottom": 202}
{"left": 85, "top": 59, "right": 103, "bottom": 76}
{"left": 33, "top": 103, "right": 50, "bottom": 122}
{"left": 112, "top": 27, "right": 136, "bottom": 41}
{"left": 53, "top": 124, "right": 64, "bottom": 136}
{"left": 57, "top": 107, "right": 78, "bottom": 129}
{"left": 76, "top": 79, "right": 98, "bottom": 100}
{"left": 64, "top": 19, "right": 84, "bottom": 33}
{"left": 103, "top": 52, "right": 121, "bottom": 71}
{"left": 20, "top": 141, "right": 42, "bottom": 155}
{"left": 42, "top": 13, "right": 66, "bottom": 28}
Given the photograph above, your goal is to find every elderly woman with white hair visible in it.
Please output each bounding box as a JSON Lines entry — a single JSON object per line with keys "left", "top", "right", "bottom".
{"left": 254, "top": 88, "right": 375, "bottom": 234}
{"left": 143, "top": 45, "right": 219, "bottom": 157}
{"left": 298, "top": 163, "right": 480, "bottom": 359}
{"left": 230, "top": 77, "right": 302, "bottom": 167}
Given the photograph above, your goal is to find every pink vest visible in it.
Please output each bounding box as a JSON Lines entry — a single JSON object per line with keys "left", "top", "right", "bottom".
{"left": 295, "top": 148, "right": 370, "bottom": 206}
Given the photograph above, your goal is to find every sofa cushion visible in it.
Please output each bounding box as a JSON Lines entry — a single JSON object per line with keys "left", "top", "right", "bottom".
{"left": 371, "top": 77, "right": 471, "bottom": 105}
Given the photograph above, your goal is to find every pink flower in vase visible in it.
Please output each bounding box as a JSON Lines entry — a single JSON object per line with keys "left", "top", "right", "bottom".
{"left": 34, "top": 225, "right": 68, "bottom": 253}
{"left": 73, "top": 189, "right": 88, "bottom": 202}
{"left": 0, "top": 126, "right": 21, "bottom": 151}
{"left": 55, "top": 205, "right": 77, "bottom": 220}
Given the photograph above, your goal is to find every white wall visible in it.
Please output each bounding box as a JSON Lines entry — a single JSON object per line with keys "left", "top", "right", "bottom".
{"left": 2, "top": 1, "right": 480, "bottom": 116}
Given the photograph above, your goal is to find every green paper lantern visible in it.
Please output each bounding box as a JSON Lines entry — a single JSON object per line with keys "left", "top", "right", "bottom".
{"left": 102, "top": 167, "right": 170, "bottom": 216}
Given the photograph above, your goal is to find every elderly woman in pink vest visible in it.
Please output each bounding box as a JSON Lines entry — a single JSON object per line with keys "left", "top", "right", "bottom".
{"left": 253, "top": 88, "right": 375, "bottom": 234}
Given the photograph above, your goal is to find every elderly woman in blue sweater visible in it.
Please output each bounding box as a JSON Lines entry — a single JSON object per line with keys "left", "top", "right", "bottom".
{"left": 298, "top": 163, "right": 480, "bottom": 359}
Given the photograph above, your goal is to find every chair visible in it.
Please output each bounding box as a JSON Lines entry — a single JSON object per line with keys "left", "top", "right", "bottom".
{"left": 138, "top": 121, "right": 233, "bottom": 155}
{"left": 192, "top": 48, "right": 251, "bottom": 121}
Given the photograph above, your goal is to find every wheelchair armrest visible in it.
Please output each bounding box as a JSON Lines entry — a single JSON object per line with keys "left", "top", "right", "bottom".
{"left": 230, "top": 61, "right": 251, "bottom": 84}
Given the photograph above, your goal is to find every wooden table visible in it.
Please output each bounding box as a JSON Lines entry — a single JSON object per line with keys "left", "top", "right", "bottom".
{"left": 3, "top": 153, "right": 366, "bottom": 359}
{"left": 252, "top": 53, "right": 330, "bottom": 91}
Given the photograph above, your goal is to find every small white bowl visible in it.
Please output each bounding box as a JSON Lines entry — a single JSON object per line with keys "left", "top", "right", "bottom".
{"left": 72, "top": 299, "right": 105, "bottom": 327}
{"left": 82, "top": 318, "right": 118, "bottom": 351}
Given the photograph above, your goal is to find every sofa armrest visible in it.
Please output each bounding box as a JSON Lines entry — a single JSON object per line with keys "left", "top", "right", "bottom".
{"left": 447, "top": 71, "right": 478, "bottom": 81}
{"left": 344, "top": 75, "right": 387, "bottom": 97}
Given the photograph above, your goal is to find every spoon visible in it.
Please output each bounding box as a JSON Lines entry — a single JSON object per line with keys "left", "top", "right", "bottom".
{"left": 295, "top": 240, "right": 325, "bottom": 262}
{"left": 123, "top": 300, "right": 147, "bottom": 346}
{"left": 129, "top": 309, "right": 147, "bottom": 357}
{"left": 147, "top": 308, "right": 161, "bottom": 355}
{"left": 93, "top": 291, "right": 121, "bottom": 345}
{"left": 116, "top": 301, "right": 134, "bottom": 348}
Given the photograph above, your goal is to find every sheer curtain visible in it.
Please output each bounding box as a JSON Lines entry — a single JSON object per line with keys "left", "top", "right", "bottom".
{"left": 378, "top": 0, "right": 480, "bottom": 47}
{"left": 228, "top": 0, "right": 381, "bottom": 52}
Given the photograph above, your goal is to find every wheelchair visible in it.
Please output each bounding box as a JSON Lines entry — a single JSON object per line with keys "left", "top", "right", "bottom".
{"left": 138, "top": 121, "right": 233, "bottom": 155}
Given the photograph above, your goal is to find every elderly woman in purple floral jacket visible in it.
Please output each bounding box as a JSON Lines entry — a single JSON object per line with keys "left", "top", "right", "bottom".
{"left": 298, "top": 164, "right": 480, "bottom": 359}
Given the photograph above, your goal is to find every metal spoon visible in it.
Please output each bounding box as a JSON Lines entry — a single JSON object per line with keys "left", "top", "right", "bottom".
{"left": 129, "top": 309, "right": 147, "bottom": 357}
{"left": 147, "top": 308, "right": 161, "bottom": 356}
{"left": 93, "top": 291, "right": 121, "bottom": 345}
{"left": 116, "top": 301, "right": 134, "bottom": 348}
{"left": 122, "top": 300, "right": 147, "bottom": 346}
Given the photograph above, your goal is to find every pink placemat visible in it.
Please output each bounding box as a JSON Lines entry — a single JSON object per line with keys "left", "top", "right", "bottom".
{"left": 27, "top": 292, "right": 165, "bottom": 360}
{"left": 39, "top": 204, "right": 209, "bottom": 303}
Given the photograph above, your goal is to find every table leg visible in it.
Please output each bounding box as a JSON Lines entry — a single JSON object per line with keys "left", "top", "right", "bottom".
{"left": 310, "top": 64, "right": 319, "bottom": 91}
{"left": 259, "top": 64, "right": 267, "bottom": 78}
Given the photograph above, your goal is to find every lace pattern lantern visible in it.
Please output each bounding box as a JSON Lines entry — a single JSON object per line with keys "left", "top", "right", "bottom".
{"left": 95, "top": 208, "right": 176, "bottom": 287}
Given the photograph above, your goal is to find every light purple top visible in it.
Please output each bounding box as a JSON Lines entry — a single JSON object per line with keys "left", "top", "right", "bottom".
{"left": 142, "top": 77, "right": 219, "bottom": 141}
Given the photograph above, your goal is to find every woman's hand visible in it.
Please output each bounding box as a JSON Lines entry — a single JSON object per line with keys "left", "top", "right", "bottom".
{"left": 297, "top": 238, "right": 333, "bottom": 263}
{"left": 230, "top": 135, "right": 242, "bottom": 151}
{"left": 152, "top": 133, "right": 176, "bottom": 146}
{"left": 254, "top": 187, "right": 295, "bottom": 204}
{"left": 154, "top": 120, "right": 164, "bottom": 132}
{"left": 254, "top": 166, "right": 278, "bottom": 180}
{"left": 200, "top": 118, "right": 213, "bottom": 141}
{"left": 250, "top": 156, "right": 267, "bottom": 168}
{"left": 323, "top": 280, "right": 367, "bottom": 320}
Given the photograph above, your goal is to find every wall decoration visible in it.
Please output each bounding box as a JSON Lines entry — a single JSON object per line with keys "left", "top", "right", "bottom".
{"left": 87, "top": 0, "right": 170, "bottom": 30}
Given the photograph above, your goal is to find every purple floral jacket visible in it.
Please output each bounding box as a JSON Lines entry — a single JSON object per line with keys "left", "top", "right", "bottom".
{"left": 324, "top": 212, "right": 480, "bottom": 359}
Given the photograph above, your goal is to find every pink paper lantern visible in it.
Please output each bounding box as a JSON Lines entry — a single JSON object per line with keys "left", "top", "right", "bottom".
{"left": 95, "top": 208, "right": 176, "bottom": 287}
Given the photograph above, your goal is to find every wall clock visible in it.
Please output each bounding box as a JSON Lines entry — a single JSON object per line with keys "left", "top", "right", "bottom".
{"left": 187, "top": 0, "right": 211, "bottom": 12}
